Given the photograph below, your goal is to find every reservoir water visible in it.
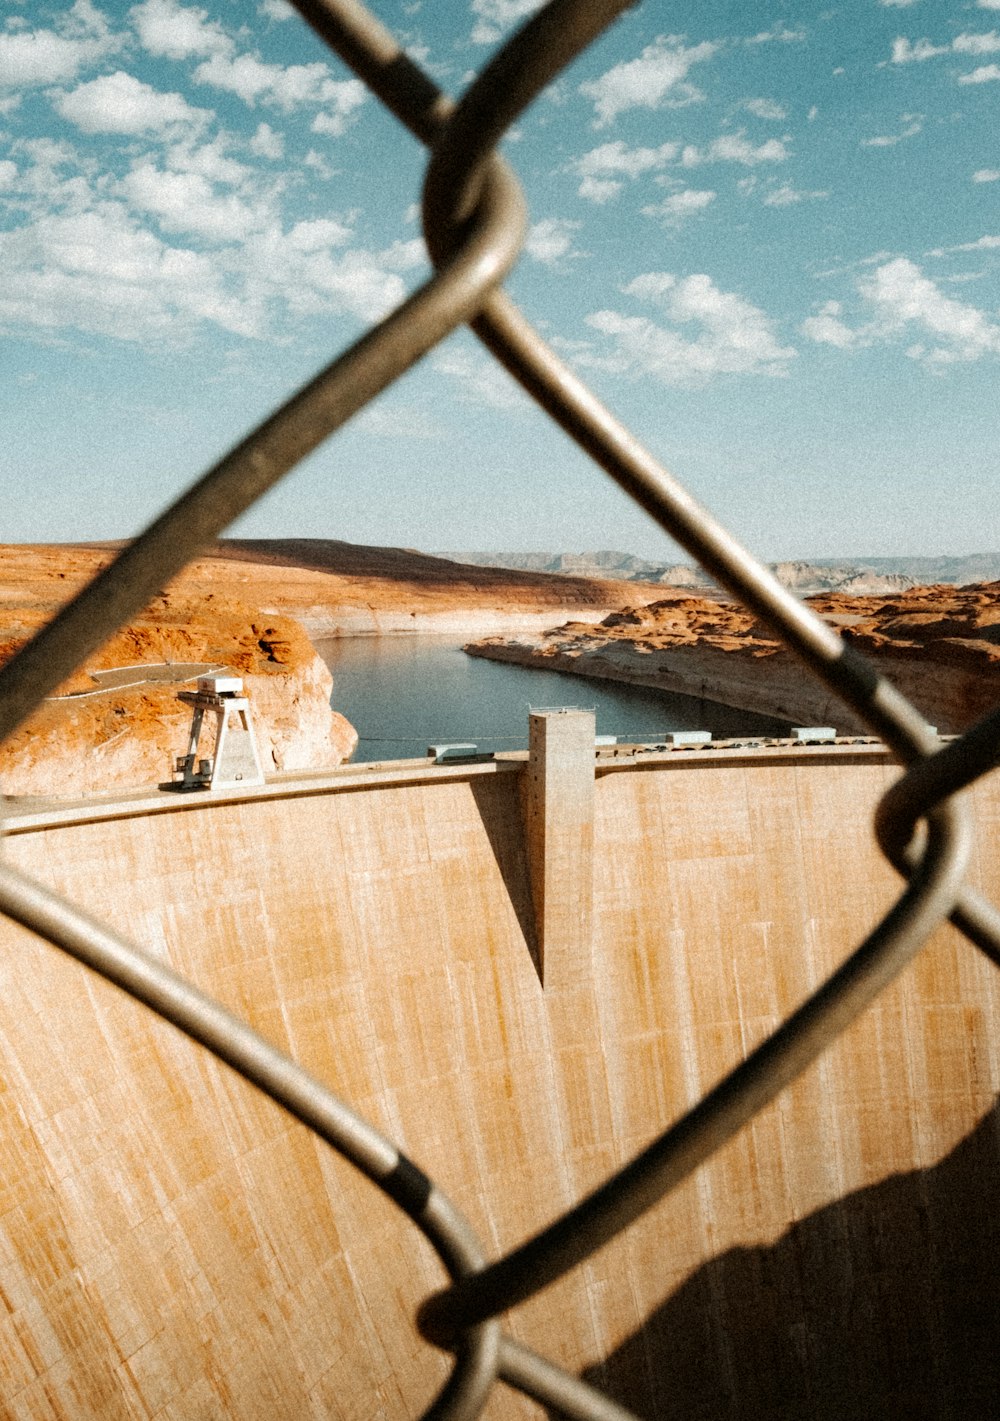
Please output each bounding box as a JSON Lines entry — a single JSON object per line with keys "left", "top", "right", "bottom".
{"left": 316, "top": 636, "right": 787, "bottom": 763}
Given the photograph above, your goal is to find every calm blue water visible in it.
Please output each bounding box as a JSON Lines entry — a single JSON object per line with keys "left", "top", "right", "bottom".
{"left": 316, "top": 636, "right": 787, "bottom": 763}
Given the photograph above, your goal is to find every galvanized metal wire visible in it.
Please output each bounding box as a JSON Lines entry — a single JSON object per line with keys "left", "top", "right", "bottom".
{"left": 1, "top": 2, "right": 998, "bottom": 1417}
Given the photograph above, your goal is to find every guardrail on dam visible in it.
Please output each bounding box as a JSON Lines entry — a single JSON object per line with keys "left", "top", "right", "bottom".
{"left": 1, "top": 1, "right": 1000, "bottom": 1418}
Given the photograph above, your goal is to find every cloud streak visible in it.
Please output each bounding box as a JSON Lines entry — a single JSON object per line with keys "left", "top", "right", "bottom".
{"left": 54, "top": 70, "right": 210, "bottom": 134}
{"left": 573, "top": 140, "right": 679, "bottom": 202}
{"left": 803, "top": 258, "right": 1000, "bottom": 365}
{"left": 580, "top": 35, "right": 719, "bottom": 127}
{"left": 582, "top": 271, "right": 795, "bottom": 385}
{"left": 0, "top": 0, "right": 116, "bottom": 89}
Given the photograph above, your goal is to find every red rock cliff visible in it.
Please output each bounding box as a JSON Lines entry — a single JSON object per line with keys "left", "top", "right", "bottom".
{"left": 467, "top": 584, "right": 1000, "bottom": 735}
{"left": 0, "top": 592, "right": 357, "bottom": 798}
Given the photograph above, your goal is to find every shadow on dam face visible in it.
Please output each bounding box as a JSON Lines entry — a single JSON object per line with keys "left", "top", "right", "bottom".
{"left": 580, "top": 1098, "right": 1000, "bottom": 1420}
{"left": 468, "top": 772, "right": 541, "bottom": 979}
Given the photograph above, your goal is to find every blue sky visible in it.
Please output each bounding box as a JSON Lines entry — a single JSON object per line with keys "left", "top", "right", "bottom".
{"left": 1, "top": 0, "right": 998, "bottom": 561}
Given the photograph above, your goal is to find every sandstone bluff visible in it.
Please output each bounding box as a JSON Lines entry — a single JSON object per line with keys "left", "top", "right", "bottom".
{"left": 467, "top": 583, "right": 1000, "bottom": 736}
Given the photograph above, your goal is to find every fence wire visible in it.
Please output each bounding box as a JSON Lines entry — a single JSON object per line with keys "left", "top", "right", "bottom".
{"left": 1, "top": 2, "right": 998, "bottom": 1418}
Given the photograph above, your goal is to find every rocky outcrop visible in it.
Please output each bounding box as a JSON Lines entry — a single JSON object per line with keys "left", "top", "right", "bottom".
{"left": 770, "top": 562, "right": 916, "bottom": 596}
{"left": 0, "top": 594, "right": 357, "bottom": 799}
{"left": 466, "top": 585, "right": 1000, "bottom": 736}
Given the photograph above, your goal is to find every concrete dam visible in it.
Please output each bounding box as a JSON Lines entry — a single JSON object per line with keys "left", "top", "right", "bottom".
{"left": 2, "top": 725, "right": 999, "bottom": 1418}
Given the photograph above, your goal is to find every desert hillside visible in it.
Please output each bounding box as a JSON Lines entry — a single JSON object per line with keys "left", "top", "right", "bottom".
{"left": 0, "top": 540, "right": 665, "bottom": 640}
{"left": 467, "top": 583, "right": 1000, "bottom": 736}
{"left": 0, "top": 583, "right": 356, "bottom": 799}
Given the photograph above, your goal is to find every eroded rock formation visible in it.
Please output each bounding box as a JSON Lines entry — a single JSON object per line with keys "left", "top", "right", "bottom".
{"left": 467, "top": 583, "right": 1000, "bottom": 735}
{"left": 0, "top": 592, "right": 357, "bottom": 798}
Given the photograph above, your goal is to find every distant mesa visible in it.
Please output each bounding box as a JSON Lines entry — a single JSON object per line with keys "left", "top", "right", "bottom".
{"left": 445, "top": 548, "right": 1000, "bottom": 596}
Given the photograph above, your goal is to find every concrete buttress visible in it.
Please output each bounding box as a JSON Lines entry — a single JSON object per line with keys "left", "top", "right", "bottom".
{"left": 521, "top": 709, "right": 596, "bottom": 987}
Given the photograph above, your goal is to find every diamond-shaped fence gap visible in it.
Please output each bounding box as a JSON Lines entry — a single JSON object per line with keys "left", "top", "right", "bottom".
{"left": 1, "top": 2, "right": 998, "bottom": 1419}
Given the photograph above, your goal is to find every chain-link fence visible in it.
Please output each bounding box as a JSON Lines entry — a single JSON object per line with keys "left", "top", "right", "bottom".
{"left": 2, "top": 2, "right": 999, "bottom": 1417}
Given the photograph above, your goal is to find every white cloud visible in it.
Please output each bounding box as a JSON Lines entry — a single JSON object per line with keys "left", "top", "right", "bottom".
{"left": 61, "top": 0, "right": 112, "bottom": 36}
{"left": 259, "top": 0, "right": 296, "bottom": 20}
{"left": 927, "top": 233, "right": 1000, "bottom": 255}
{"left": 194, "top": 49, "right": 366, "bottom": 117}
{"left": 641, "top": 187, "right": 715, "bottom": 226}
{"left": 745, "top": 26, "right": 806, "bottom": 45}
{"left": 122, "top": 162, "right": 273, "bottom": 241}
{"left": 0, "top": 159, "right": 17, "bottom": 189}
{"left": 861, "top": 257, "right": 1000, "bottom": 362}
{"left": 881, "top": 1, "right": 919, "bottom": 7}
{"left": 573, "top": 140, "right": 678, "bottom": 202}
{"left": 959, "top": 62, "right": 1000, "bottom": 81}
{"left": 580, "top": 35, "right": 719, "bottom": 127}
{"left": 433, "top": 345, "right": 529, "bottom": 407}
{"left": 953, "top": 30, "right": 1000, "bottom": 54}
{"left": 861, "top": 114, "right": 923, "bottom": 146}
{"left": 283, "top": 218, "right": 354, "bottom": 251}
{"left": 0, "top": 126, "right": 427, "bottom": 348}
{"left": 54, "top": 70, "right": 210, "bottom": 134}
{"left": 681, "top": 132, "right": 789, "bottom": 166}
{"left": 889, "top": 29, "right": 1000, "bottom": 76}
{"left": 576, "top": 140, "right": 679, "bottom": 178}
{"left": 249, "top": 121, "right": 284, "bottom": 159}
{"left": 973, "top": 167, "right": 1000, "bottom": 182}
{"left": 379, "top": 236, "right": 427, "bottom": 272}
{"left": 761, "top": 182, "right": 828, "bottom": 206}
{"left": 583, "top": 271, "right": 795, "bottom": 385}
{"left": 133, "top": 0, "right": 365, "bottom": 121}
{"left": 239, "top": 225, "right": 424, "bottom": 323}
{"left": 578, "top": 176, "right": 623, "bottom": 204}
{"left": 11, "top": 136, "right": 80, "bottom": 178}
{"left": 524, "top": 217, "right": 581, "bottom": 265}
{"left": 302, "top": 148, "right": 333, "bottom": 178}
{"left": 469, "top": 0, "right": 545, "bottom": 46}
{"left": 309, "top": 79, "right": 367, "bottom": 135}
{"left": 194, "top": 51, "right": 297, "bottom": 104}
{"left": 803, "top": 258, "right": 1000, "bottom": 365}
{"left": 801, "top": 299, "right": 858, "bottom": 348}
{"left": 0, "top": 0, "right": 115, "bottom": 89}
{"left": 0, "top": 202, "right": 250, "bottom": 342}
{"left": 130, "top": 0, "right": 230, "bottom": 60}
{"left": 745, "top": 97, "right": 787, "bottom": 119}
{"left": 889, "top": 36, "right": 949, "bottom": 62}
{"left": 166, "top": 135, "right": 249, "bottom": 185}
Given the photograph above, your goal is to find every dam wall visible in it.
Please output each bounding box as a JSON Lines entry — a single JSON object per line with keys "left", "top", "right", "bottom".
{"left": 2, "top": 748, "right": 1000, "bottom": 1417}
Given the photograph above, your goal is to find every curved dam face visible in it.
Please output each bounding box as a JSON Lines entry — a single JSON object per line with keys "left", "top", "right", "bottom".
{"left": 2, "top": 744, "right": 1000, "bottom": 1418}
